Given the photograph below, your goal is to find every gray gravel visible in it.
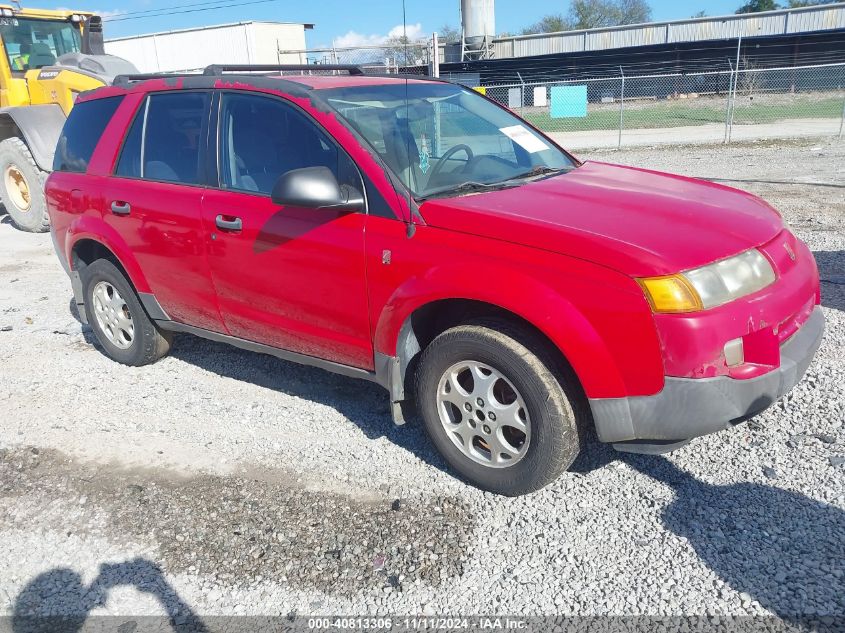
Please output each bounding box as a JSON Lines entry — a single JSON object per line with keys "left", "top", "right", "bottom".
{"left": 0, "top": 138, "right": 843, "bottom": 620}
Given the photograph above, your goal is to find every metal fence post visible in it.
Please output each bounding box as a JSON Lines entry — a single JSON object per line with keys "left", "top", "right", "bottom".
{"left": 728, "top": 66, "right": 740, "bottom": 143}
{"left": 724, "top": 62, "right": 735, "bottom": 144}
{"left": 431, "top": 32, "right": 440, "bottom": 78}
{"left": 517, "top": 72, "right": 526, "bottom": 118}
{"left": 618, "top": 67, "right": 625, "bottom": 149}
{"left": 727, "top": 36, "right": 743, "bottom": 144}
{"left": 839, "top": 91, "right": 845, "bottom": 139}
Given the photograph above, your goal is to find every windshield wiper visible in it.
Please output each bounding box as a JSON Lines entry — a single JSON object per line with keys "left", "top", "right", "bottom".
{"left": 507, "top": 165, "right": 569, "bottom": 182}
{"left": 418, "top": 180, "right": 518, "bottom": 201}
{"left": 418, "top": 167, "right": 570, "bottom": 201}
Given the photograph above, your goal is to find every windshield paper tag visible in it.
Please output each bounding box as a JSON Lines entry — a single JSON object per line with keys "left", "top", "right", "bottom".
{"left": 499, "top": 125, "right": 549, "bottom": 154}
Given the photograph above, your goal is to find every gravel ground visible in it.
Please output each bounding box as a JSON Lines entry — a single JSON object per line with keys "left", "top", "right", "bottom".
{"left": 0, "top": 138, "right": 843, "bottom": 622}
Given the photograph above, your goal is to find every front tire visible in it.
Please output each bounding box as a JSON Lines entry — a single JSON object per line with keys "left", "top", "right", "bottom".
{"left": 416, "top": 320, "right": 581, "bottom": 496}
{"left": 82, "top": 259, "right": 172, "bottom": 366}
{"left": 0, "top": 138, "right": 49, "bottom": 233}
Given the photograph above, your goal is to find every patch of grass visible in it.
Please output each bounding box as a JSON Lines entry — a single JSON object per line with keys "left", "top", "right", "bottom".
{"left": 730, "top": 99, "right": 844, "bottom": 124}
{"left": 521, "top": 98, "right": 844, "bottom": 132}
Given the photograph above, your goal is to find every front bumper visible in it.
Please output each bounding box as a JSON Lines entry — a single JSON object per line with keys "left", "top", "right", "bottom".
{"left": 589, "top": 305, "right": 824, "bottom": 451}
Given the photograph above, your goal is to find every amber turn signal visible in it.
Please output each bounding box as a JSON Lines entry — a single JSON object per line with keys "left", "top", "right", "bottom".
{"left": 638, "top": 275, "right": 704, "bottom": 313}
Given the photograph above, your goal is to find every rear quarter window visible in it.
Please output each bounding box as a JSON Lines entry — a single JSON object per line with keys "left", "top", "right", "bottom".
{"left": 53, "top": 95, "right": 122, "bottom": 173}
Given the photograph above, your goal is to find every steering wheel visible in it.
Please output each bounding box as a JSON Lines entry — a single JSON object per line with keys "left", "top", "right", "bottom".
{"left": 427, "top": 144, "right": 474, "bottom": 183}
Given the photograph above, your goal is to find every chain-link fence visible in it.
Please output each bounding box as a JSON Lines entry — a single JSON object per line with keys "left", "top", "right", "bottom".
{"left": 267, "top": 50, "right": 844, "bottom": 147}
{"left": 472, "top": 62, "right": 845, "bottom": 148}
{"left": 279, "top": 38, "right": 434, "bottom": 75}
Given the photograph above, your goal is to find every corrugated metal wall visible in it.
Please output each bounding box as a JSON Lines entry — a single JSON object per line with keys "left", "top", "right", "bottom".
{"left": 469, "top": 3, "right": 845, "bottom": 60}
{"left": 440, "top": 29, "right": 845, "bottom": 82}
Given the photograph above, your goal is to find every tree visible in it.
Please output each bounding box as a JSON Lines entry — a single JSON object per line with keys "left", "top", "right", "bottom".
{"left": 521, "top": 14, "right": 569, "bottom": 35}
{"left": 735, "top": 0, "right": 779, "bottom": 13}
{"left": 383, "top": 34, "right": 429, "bottom": 67}
{"left": 520, "top": 0, "right": 653, "bottom": 35}
{"left": 568, "top": 0, "right": 652, "bottom": 29}
{"left": 691, "top": 10, "right": 707, "bottom": 17}
{"left": 438, "top": 24, "right": 462, "bottom": 43}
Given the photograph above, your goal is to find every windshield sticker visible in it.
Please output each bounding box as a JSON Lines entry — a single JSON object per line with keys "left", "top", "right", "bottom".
{"left": 499, "top": 125, "right": 549, "bottom": 154}
{"left": 418, "top": 135, "right": 431, "bottom": 175}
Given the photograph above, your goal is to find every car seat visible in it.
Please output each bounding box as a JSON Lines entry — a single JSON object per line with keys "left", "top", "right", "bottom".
{"left": 228, "top": 101, "right": 283, "bottom": 193}
{"left": 383, "top": 110, "right": 423, "bottom": 192}
{"left": 28, "top": 42, "right": 56, "bottom": 69}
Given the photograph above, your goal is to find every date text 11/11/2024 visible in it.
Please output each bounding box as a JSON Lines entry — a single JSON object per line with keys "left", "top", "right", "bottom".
{"left": 306, "top": 617, "right": 529, "bottom": 630}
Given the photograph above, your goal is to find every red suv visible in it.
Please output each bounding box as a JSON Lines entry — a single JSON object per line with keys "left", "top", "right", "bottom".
{"left": 46, "top": 65, "right": 824, "bottom": 495}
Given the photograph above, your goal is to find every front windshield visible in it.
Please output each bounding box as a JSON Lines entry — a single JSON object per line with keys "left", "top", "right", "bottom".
{"left": 0, "top": 17, "right": 82, "bottom": 72}
{"left": 321, "top": 82, "right": 576, "bottom": 199}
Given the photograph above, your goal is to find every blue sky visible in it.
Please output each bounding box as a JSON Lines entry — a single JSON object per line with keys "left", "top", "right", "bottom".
{"left": 37, "top": 0, "right": 743, "bottom": 43}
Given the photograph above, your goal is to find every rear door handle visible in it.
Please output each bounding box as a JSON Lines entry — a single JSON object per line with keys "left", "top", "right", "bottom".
{"left": 110, "top": 201, "right": 131, "bottom": 216}
{"left": 215, "top": 215, "right": 242, "bottom": 231}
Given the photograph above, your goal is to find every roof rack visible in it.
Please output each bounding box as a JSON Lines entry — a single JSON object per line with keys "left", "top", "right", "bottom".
{"left": 203, "top": 64, "right": 365, "bottom": 76}
{"left": 112, "top": 64, "right": 367, "bottom": 87}
{"left": 113, "top": 72, "right": 194, "bottom": 86}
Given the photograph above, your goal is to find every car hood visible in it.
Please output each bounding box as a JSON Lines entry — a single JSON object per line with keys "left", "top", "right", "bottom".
{"left": 418, "top": 161, "right": 784, "bottom": 277}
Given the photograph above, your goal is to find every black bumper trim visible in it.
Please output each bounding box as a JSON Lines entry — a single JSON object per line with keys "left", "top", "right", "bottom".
{"left": 589, "top": 305, "right": 825, "bottom": 445}
{"left": 138, "top": 292, "right": 170, "bottom": 321}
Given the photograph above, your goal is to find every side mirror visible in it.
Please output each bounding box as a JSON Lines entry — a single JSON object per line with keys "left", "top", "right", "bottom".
{"left": 270, "top": 166, "right": 364, "bottom": 212}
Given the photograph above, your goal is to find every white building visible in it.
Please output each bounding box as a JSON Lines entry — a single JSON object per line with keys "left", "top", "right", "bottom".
{"left": 105, "top": 21, "right": 314, "bottom": 74}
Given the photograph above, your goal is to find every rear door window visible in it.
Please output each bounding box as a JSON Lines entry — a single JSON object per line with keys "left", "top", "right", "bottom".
{"left": 53, "top": 95, "right": 122, "bottom": 173}
{"left": 115, "top": 92, "right": 209, "bottom": 185}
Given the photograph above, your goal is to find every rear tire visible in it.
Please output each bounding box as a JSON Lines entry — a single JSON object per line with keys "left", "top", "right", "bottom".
{"left": 82, "top": 259, "right": 172, "bottom": 366}
{"left": 0, "top": 138, "right": 49, "bottom": 233}
{"left": 416, "top": 319, "right": 581, "bottom": 496}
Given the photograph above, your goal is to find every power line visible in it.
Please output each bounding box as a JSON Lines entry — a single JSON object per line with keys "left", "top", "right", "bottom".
{"left": 104, "top": 0, "right": 238, "bottom": 20}
{"left": 104, "top": 0, "right": 284, "bottom": 23}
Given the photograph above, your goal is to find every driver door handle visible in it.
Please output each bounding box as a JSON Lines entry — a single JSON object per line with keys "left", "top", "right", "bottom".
{"left": 110, "top": 201, "right": 131, "bottom": 216}
{"left": 215, "top": 215, "right": 242, "bottom": 231}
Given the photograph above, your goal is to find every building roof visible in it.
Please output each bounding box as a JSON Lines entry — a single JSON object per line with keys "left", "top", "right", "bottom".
{"left": 106, "top": 20, "right": 315, "bottom": 43}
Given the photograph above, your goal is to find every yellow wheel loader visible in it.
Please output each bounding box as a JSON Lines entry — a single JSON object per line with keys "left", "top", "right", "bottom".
{"left": 0, "top": 5, "right": 137, "bottom": 232}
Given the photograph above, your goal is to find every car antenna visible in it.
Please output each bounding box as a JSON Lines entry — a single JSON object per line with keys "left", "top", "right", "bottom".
{"left": 402, "top": 0, "right": 416, "bottom": 238}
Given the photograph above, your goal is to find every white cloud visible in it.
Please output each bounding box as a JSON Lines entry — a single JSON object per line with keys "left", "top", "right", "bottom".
{"left": 387, "top": 22, "right": 424, "bottom": 40}
{"left": 333, "top": 22, "right": 424, "bottom": 48}
{"left": 333, "top": 31, "right": 387, "bottom": 48}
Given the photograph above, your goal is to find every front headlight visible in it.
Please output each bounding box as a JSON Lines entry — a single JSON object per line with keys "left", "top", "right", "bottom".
{"left": 639, "top": 249, "right": 776, "bottom": 313}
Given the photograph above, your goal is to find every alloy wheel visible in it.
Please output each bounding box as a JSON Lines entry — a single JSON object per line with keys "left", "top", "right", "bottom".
{"left": 436, "top": 361, "right": 531, "bottom": 468}
{"left": 92, "top": 281, "right": 135, "bottom": 349}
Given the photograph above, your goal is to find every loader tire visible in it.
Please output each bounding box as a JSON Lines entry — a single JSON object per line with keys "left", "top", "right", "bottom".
{"left": 0, "top": 137, "right": 49, "bottom": 233}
